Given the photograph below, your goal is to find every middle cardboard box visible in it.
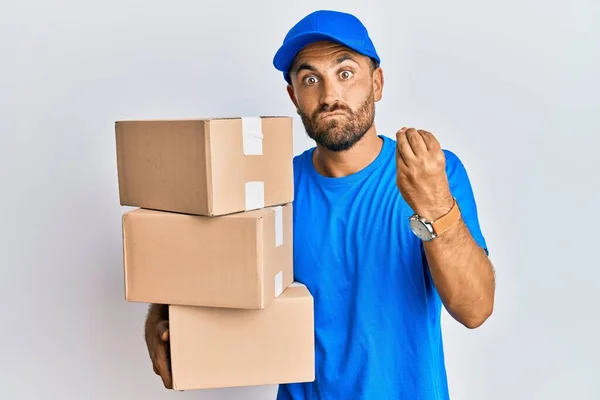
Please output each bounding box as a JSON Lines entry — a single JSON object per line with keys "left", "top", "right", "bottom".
{"left": 122, "top": 203, "right": 293, "bottom": 310}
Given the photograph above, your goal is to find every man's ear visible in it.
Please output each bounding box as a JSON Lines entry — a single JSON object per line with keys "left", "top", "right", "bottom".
{"left": 373, "top": 67, "right": 384, "bottom": 102}
{"left": 286, "top": 84, "right": 299, "bottom": 108}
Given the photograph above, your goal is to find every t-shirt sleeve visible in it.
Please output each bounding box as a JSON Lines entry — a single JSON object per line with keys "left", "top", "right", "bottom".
{"left": 443, "top": 149, "right": 489, "bottom": 255}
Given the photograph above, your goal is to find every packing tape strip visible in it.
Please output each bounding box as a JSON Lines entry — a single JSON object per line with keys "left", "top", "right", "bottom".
{"left": 244, "top": 181, "right": 265, "bottom": 210}
{"left": 241, "top": 117, "right": 263, "bottom": 155}
{"left": 289, "top": 281, "right": 306, "bottom": 288}
{"left": 274, "top": 205, "right": 283, "bottom": 247}
{"left": 275, "top": 271, "right": 283, "bottom": 297}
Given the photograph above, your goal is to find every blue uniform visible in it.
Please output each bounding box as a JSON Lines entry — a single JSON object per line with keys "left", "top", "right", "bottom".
{"left": 277, "top": 135, "right": 488, "bottom": 400}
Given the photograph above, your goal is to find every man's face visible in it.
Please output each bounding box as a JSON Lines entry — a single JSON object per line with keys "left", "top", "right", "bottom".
{"left": 286, "top": 41, "right": 383, "bottom": 152}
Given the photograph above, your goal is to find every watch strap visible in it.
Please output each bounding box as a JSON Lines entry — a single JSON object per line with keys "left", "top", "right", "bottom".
{"left": 431, "top": 198, "right": 461, "bottom": 236}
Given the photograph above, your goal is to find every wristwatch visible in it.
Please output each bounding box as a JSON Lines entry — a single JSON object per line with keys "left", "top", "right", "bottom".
{"left": 409, "top": 198, "right": 461, "bottom": 241}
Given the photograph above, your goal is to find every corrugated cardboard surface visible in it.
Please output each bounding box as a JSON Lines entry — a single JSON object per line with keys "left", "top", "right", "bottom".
{"left": 115, "top": 116, "right": 294, "bottom": 216}
{"left": 169, "top": 283, "right": 315, "bottom": 390}
{"left": 122, "top": 203, "right": 293, "bottom": 309}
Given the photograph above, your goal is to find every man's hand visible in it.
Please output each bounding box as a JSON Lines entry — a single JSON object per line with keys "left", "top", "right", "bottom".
{"left": 395, "top": 127, "right": 454, "bottom": 220}
{"left": 145, "top": 304, "right": 173, "bottom": 389}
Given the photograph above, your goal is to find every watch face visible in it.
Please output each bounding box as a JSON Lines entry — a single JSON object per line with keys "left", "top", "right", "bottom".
{"left": 409, "top": 217, "right": 434, "bottom": 241}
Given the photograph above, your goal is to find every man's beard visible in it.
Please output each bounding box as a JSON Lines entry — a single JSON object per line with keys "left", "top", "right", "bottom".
{"left": 298, "top": 90, "right": 375, "bottom": 152}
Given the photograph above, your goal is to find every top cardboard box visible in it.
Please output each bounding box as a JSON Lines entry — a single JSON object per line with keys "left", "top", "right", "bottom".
{"left": 115, "top": 116, "right": 294, "bottom": 216}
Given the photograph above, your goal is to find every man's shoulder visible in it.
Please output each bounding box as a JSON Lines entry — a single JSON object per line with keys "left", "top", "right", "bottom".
{"left": 293, "top": 147, "right": 314, "bottom": 163}
{"left": 292, "top": 147, "right": 315, "bottom": 173}
{"left": 441, "top": 148, "right": 474, "bottom": 185}
{"left": 442, "top": 148, "right": 462, "bottom": 165}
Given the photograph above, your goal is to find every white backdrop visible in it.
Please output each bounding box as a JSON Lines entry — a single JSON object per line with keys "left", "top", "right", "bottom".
{"left": 1, "top": 0, "right": 598, "bottom": 399}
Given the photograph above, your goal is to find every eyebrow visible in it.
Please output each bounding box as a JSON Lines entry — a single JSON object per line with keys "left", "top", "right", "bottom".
{"left": 294, "top": 63, "right": 317, "bottom": 74}
{"left": 334, "top": 54, "right": 359, "bottom": 66}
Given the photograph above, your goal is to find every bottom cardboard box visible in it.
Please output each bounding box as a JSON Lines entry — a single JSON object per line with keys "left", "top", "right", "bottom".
{"left": 169, "top": 282, "right": 315, "bottom": 390}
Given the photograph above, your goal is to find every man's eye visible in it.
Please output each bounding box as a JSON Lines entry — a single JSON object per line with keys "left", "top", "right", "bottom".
{"left": 340, "top": 71, "right": 353, "bottom": 79}
{"left": 304, "top": 76, "right": 318, "bottom": 85}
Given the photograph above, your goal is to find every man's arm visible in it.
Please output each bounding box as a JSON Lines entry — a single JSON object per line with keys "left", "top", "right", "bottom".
{"left": 395, "top": 127, "right": 495, "bottom": 328}
{"left": 421, "top": 210, "right": 495, "bottom": 328}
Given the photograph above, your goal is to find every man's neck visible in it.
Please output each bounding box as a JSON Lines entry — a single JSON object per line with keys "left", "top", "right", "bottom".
{"left": 312, "top": 128, "right": 383, "bottom": 178}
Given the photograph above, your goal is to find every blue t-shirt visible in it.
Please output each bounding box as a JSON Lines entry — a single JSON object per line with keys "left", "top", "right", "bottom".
{"left": 277, "top": 135, "right": 488, "bottom": 400}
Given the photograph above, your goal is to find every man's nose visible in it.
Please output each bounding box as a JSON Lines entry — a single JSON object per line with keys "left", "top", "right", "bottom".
{"left": 319, "top": 78, "right": 340, "bottom": 107}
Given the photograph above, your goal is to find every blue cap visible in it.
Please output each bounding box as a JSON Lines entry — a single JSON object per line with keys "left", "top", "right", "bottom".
{"left": 273, "top": 10, "right": 381, "bottom": 84}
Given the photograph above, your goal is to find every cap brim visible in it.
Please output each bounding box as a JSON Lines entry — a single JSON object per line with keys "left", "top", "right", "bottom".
{"left": 273, "top": 31, "right": 370, "bottom": 74}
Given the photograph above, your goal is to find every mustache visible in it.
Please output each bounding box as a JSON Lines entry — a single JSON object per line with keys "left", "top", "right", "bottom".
{"left": 313, "top": 102, "right": 351, "bottom": 118}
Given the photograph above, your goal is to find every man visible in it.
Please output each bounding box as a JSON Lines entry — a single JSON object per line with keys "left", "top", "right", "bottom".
{"left": 144, "top": 9, "right": 496, "bottom": 400}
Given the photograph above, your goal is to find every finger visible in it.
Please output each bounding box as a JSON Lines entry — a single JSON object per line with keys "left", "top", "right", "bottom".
{"left": 153, "top": 338, "right": 173, "bottom": 388}
{"left": 156, "top": 320, "right": 169, "bottom": 342}
{"left": 154, "top": 321, "right": 172, "bottom": 388}
{"left": 160, "top": 366, "right": 173, "bottom": 389}
{"left": 417, "top": 130, "right": 440, "bottom": 152}
{"left": 396, "top": 128, "right": 415, "bottom": 166}
{"left": 417, "top": 130, "right": 446, "bottom": 165}
{"left": 395, "top": 127, "right": 407, "bottom": 168}
{"left": 405, "top": 128, "right": 427, "bottom": 156}
{"left": 395, "top": 145, "right": 407, "bottom": 169}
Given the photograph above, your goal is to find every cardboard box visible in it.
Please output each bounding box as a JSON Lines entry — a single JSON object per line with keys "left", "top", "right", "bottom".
{"left": 115, "top": 116, "right": 294, "bottom": 216}
{"left": 122, "top": 203, "right": 293, "bottom": 309}
{"left": 169, "top": 283, "right": 315, "bottom": 390}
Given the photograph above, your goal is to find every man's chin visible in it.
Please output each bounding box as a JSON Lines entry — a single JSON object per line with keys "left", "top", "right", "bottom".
{"left": 312, "top": 135, "right": 357, "bottom": 152}
{"left": 303, "top": 115, "right": 372, "bottom": 152}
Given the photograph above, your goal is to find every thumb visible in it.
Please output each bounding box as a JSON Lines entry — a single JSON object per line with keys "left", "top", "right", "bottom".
{"left": 156, "top": 320, "right": 169, "bottom": 342}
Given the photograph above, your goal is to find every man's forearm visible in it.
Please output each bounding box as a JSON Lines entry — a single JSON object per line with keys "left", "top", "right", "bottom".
{"left": 423, "top": 217, "right": 495, "bottom": 329}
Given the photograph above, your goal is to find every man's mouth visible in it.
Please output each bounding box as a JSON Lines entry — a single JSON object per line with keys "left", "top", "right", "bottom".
{"left": 319, "top": 111, "right": 346, "bottom": 119}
